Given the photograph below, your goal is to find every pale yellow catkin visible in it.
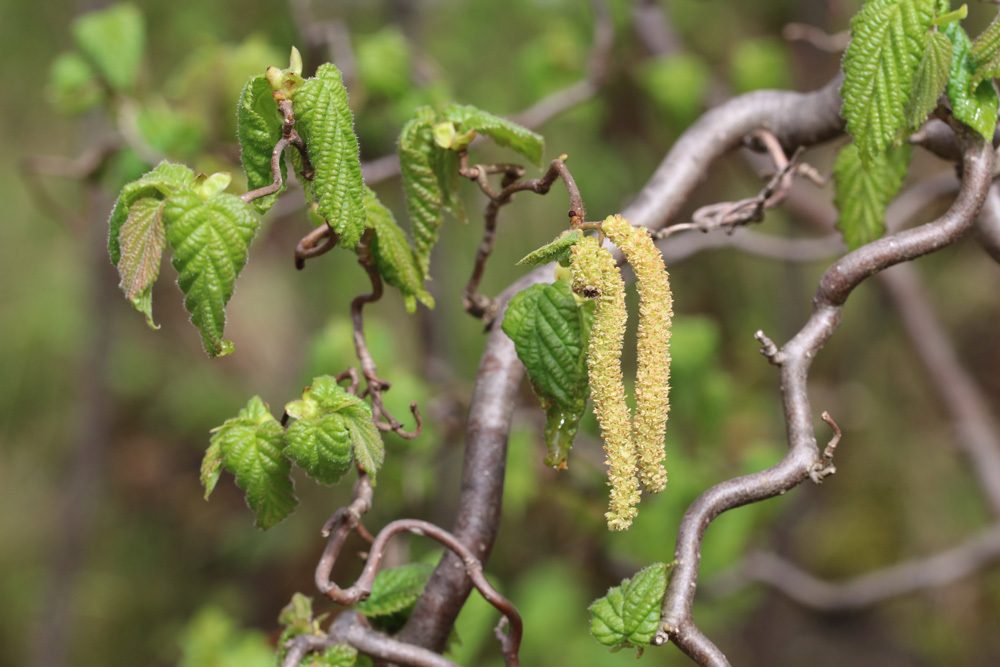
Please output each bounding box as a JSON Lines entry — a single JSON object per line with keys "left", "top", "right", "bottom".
{"left": 570, "top": 235, "right": 640, "bottom": 531}
{"left": 601, "top": 214, "right": 672, "bottom": 493}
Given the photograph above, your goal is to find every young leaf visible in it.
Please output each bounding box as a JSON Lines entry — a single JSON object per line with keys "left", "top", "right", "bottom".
{"left": 501, "top": 280, "right": 590, "bottom": 468}
{"left": 945, "top": 22, "right": 1000, "bottom": 141}
{"left": 285, "top": 414, "right": 354, "bottom": 485}
{"left": 304, "top": 645, "right": 358, "bottom": 667}
{"left": 841, "top": 0, "right": 936, "bottom": 163}
{"left": 285, "top": 376, "right": 385, "bottom": 480}
{"left": 399, "top": 107, "right": 450, "bottom": 276}
{"left": 200, "top": 440, "right": 223, "bottom": 500}
{"left": 293, "top": 63, "right": 366, "bottom": 249}
{"left": 356, "top": 563, "right": 434, "bottom": 619}
{"left": 108, "top": 161, "right": 196, "bottom": 265}
{"left": 163, "top": 190, "right": 260, "bottom": 357}
{"left": 72, "top": 3, "right": 145, "bottom": 92}
{"left": 237, "top": 75, "right": 286, "bottom": 214}
{"left": 442, "top": 104, "right": 545, "bottom": 165}
{"left": 833, "top": 141, "right": 911, "bottom": 249}
{"left": 517, "top": 230, "right": 583, "bottom": 267}
{"left": 116, "top": 197, "right": 165, "bottom": 327}
{"left": 365, "top": 187, "right": 434, "bottom": 312}
{"left": 277, "top": 593, "right": 328, "bottom": 660}
{"left": 206, "top": 396, "right": 297, "bottom": 529}
{"left": 47, "top": 52, "right": 104, "bottom": 115}
{"left": 905, "top": 30, "right": 952, "bottom": 129}
{"left": 589, "top": 563, "right": 669, "bottom": 651}
{"left": 970, "top": 10, "right": 1000, "bottom": 86}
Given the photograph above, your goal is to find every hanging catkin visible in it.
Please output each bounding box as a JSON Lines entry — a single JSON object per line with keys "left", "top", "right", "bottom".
{"left": 601, "top": 215, "right": 672, "bottom": 493}
{"left": 569, "top": 235, "right": 640, "bottom": 530}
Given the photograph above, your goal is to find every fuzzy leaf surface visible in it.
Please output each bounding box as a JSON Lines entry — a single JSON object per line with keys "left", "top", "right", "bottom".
{"left": 365, "top": 187, "right": 434, "bottom": 312}
{"left": 163, "top": 191, "right": 260, "bottom": 357}
{"left": 833, "top": 141, "right": 911, "bottom": 249}
{"left": 517, "top": 230, "right": 583, "bottom": 267}
{"left": 945, "top": 22, "right": 1000, "bottom": 141}
{"left": 293, "top": 64, "right": 366, "bottom": 249}
{"left": 72, "top": 3, "right": 144, "bottom": 92}
{"left": 443, "top": 104, "right": 545, "bottom": 165}
{"left": 356, "top": 564, "right": 434, "bottom": 619}
{"left": 502, "top": 281, "right": 589, "bottom": 468}
{"left": 399, "top": 107, "right": 451, "bottom": 276}
{"left": 905, "top": 29, "right": 952, "bottom": 128}
{"left": 116, "top": 197, "right": 166, "bottom": 327}
{"left": 970, "top": 10, "right": 1000, "bottom": 86}
{"left": 206, "top": 396, "right": 296, "bottom": 529}
{"left": 842, "top": 0, "right": 935, "bottom": 162}
{"left": 284, "top": 376, "right": 384, "bottom": 480}
{"left": 108, "top": 161, "right": 196, "bottom": 265}
{"left": 237, "top": 75, "right": 285, "bottom": 214}
{"left": 589, "top": 563, "right": 669, "bottom": 650}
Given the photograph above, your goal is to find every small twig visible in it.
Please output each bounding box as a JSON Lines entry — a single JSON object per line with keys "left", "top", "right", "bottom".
{"left": 754, "top": 330, "right": 783, "bottom": 365}
{"left": 313, "top": 476, "right": 522, "bottom": 666}
{"left": 782, "top": 23, "right": 850, "bottom": 52}
{"left": 460, "top": 154, "right": 587, "bottom": 323}
{"left": 295, "top": 222, "right": 339, "bottom": 269}
{"left": 809, "top": 410, "right": 841, "bottom": 483}
{"left": 242, "top": 98, "right": 313, "bottom": 205}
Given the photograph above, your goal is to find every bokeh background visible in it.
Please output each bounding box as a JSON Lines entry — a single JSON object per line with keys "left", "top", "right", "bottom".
{"left": 3, "top": 0, "right": 1000, "bottom": 665}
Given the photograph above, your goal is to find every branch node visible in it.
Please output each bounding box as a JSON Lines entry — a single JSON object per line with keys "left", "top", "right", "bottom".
{"left": 809, "top": 410, "right": 842, "bottom": 484}
{"left": 754, "top": 330, "right": 784, "bottom": 365}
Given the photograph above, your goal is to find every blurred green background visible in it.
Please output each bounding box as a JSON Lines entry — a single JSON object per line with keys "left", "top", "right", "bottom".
{"left": 3, "top": 0, "right": 1000, "bottom": 665}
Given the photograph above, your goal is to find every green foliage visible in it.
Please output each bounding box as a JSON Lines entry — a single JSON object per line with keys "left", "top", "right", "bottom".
{"left": 356, "top": 28, "right": 412, "bottom": 99}
{"left": 398, "top": 107, "right": 459, "bottom": 276}
{"left": 136, "top": 101, "right": 205, "bottom": 158}
{"left": 47, "top": 52, "right": 104, "bottom": 115}
{"left": 178, "top": 607, "right": 274, "bottom": 667}
{"left": 116, "top": 197, "right": 165, "bottom": 328}
{"left": 502, "top": 280, "right": 590, "bottom": 468}
{"left": 365, "top": 187, "right": 434, "bottom": 312}
{"left": 833, "top": 141, "right": 911, "bottom": 249}
{"left": 970, "top": 10, "right": 1000, "bottom": 86}
{"left": 441, "top": 104, "right": 545, "bottom": 165}
{"left": 588, "top": 563, "right": 669, "bottom": 652}
{"left": 204, "top": 396, "right": 297, "bottom": 529}
{"left": 293, "top": 63, "right": 366, "bottom": 249}
{"left": 728, "top": 38, "right": 792, "bottom": 93}
{"left": 277, "top": 593, "right": 329, "bottom": 662}
{"left": 303, "top": 646, "right": 359, "bottom": 667}
{"left": 108, "top": 161, "right": 196, "bottom": 265}
{"left": 237, "top": 76, "right": 285, "bottom": 214}
{"left": 72, "top": 3, "right": 144, "bottom": 92}
{"left": 638, "top": 54, "right": 711, "bottom": 127}
{"left": 164, "top": 189, "right": 260, "bottom": 357}
{"left": 842, "top": 0, "right": 936, "bottom": 163}
{"left": 517, "top": 230, "right": 582, "bottom": 267}
{"left": 944, "top": 22, "right": 1000, "bottom": 141}
{"left": 285, "top": 376, "right": 385, "bottom": 480}
{"left": 356, "top": 563, "right": 434, "bottom": 630}
{"left": 906, "top": 30, "right": 952, "bottom": 128}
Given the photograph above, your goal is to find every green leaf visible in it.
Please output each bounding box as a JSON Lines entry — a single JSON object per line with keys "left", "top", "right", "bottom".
{"left": 108, "top": 161, "right": 196, "bottom": 265}
{"left": 304, "top": 645, "right": 358, "bottom": 667}
{"left": 442, "top": 104, "right": 545, "bottom": 165}
{"left": 47, "top": 52, "right": 104, "bottom": 114}
{"left": 237, "top": 75, "right": 285, "bottom": 214}
{"left": 163, "top": 190, "right": 260, "bottom": 357}
{"left": 970, "top": 10, "right": 1000, "bottom": 85}
{"left": 207, "top": 396, "right": 297, "bottom": 529}
{"left": 945, "top": 22, "right": 1000, "bottom": 140}
{"left": 137, "top": 101, "right": 205, "bottom": 158}
{"left": 356, "top": 27, "right": 412, "bottom": 98}
{"left": 356, "top": 563, "right": 434, "bottom": 619}
{"left": 116, "top": 197, "right": 165, "bottom": 328}
{"left": 833, "top": 141, "right": 911, "bottom": 249}
{"left": 72, "top": 3, "right": 144, "bottom": 92}
{"left": 285, "top": 376, "right": 384, "bottom": 480}
{"left": 905, "top": 30, "right": 952, "bottom": 128}
{"left": 589, "top": 563, "right": 669, "bottom": 651}
{"left": 399, "top": 107, "right": 451, "bottom": 276}
{"left": 365, "top": 187, "right": 434, "bottom": 312}
{"left": 517, "top": 230, "right": 582, "bottom": 267}
{"left": 842, "top": 0, "right": 936, "bottom": 163}
{"left": 501, "top": 281, "right": 589, "bottom": 468}
{"left": 200, "top": 440, "right": 223, "bottom": 500}
{"left": 293, "top": 63, "right": 366, "bottom": 249}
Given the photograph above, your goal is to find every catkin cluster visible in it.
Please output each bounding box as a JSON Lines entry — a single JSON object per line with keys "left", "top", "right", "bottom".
{"left": 569, "top": 216, "right": 672, "bottom": 530}
{"left": 601, "top": 215, "right": 672, "bottom": 492}
{"left": 570, "top": 235, "right": 641, "bottom": 530}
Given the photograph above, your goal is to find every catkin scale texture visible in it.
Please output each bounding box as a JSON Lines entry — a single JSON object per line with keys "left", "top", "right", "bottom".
{"left": 601, "top": 215, "right": 672, "bottom": 492}
{"left": 570, "top": 236, "right": 640, "bottom": 530}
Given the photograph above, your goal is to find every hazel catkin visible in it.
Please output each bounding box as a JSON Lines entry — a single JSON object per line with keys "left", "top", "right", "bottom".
{"left": 570, "top": 235, "right": 640, "bottom": 530}
{"left": 601, "top": 215, "right": 672, "bottom": 493}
